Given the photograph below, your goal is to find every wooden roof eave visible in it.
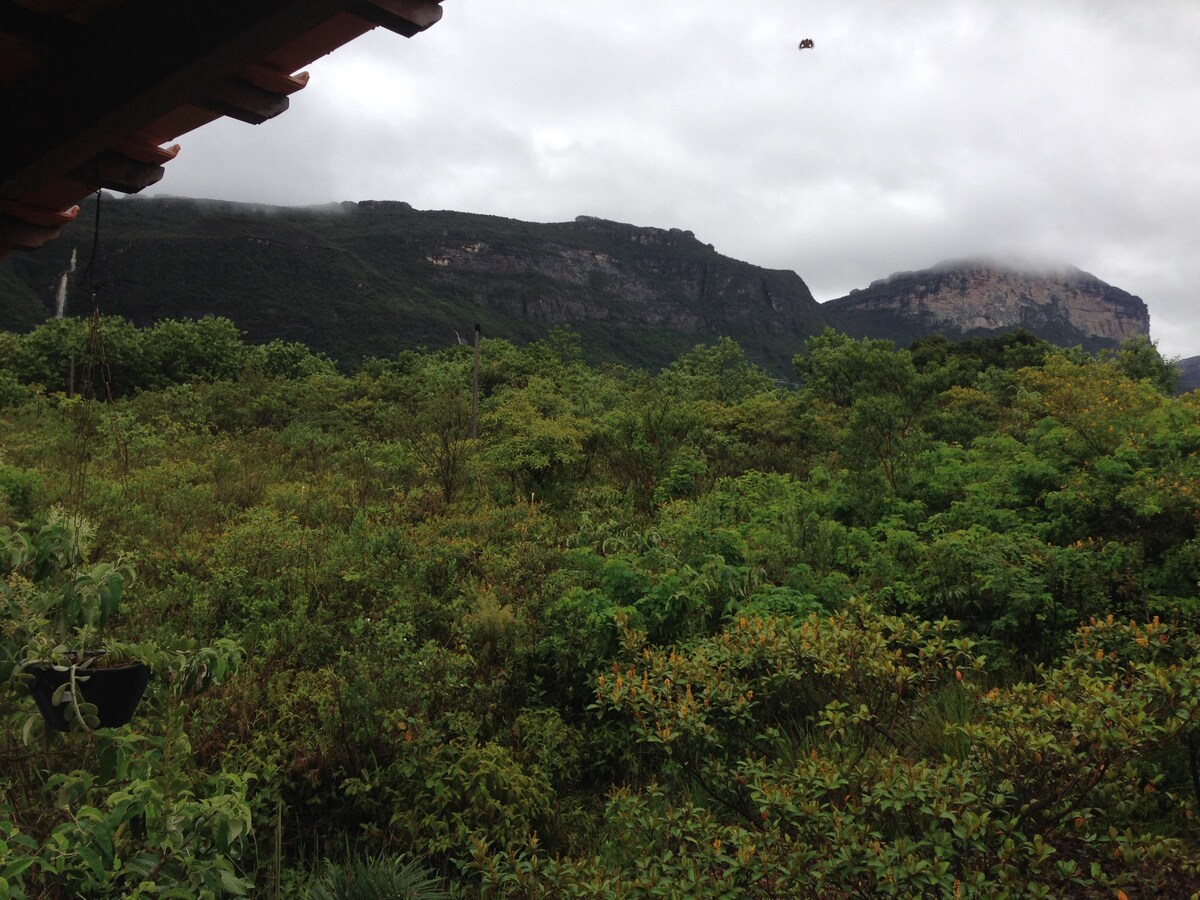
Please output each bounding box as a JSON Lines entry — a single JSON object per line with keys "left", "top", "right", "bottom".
{"left": 0, "top": 0, "right": 443, "bottom": 258}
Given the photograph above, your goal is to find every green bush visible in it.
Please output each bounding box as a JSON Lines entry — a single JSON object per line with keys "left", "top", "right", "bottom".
{"left": 304, "top": 854, "right": 448, "bottom": 900}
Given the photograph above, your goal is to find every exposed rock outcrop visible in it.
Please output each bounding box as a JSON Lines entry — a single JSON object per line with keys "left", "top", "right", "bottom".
{"left": 0, "top": 197, "right": 828, "bottom": 374}
{"left": 416, "top": 214, "right": 823, "bottom": 337}
{"left": 2, "top": 200, "right": 1162, "bottom": 374}
{"left": 822, "top": 259, "right": 1150, "bottom": 350}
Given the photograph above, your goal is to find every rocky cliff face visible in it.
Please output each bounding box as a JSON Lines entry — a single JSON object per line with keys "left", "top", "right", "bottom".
{"left": 415, "top": 212, "right": 823, "bottom": 336}
{"left": 2, "top": 199, "right": 1161, "bottom": 373}
{"left": 822, "top": 259, "right": 1151, "bottom": 349}
{"left": 0, "top": 197, "right": 828, "bottom": 374}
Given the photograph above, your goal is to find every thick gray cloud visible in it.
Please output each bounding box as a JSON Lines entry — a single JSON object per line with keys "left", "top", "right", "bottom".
{"left": 145, "top": 0, "right": 1200, "bottom": 357}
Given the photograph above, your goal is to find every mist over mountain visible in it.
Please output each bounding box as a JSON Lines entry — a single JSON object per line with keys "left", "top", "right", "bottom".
{"left": 821, "top": 258, "right": 1151, "bottom": 352}
{"left": 0, "top": 197, "right": 1166, "bottom": 375}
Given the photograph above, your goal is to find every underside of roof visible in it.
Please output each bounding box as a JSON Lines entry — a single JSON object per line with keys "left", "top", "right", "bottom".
{"left": 0, "top": 0, "right": 445, "bottom": 258}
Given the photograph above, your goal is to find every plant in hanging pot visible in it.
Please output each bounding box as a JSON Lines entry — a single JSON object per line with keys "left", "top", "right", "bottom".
{"left": 2, "top": 522, "right": 152, "bottom": 733}
{"left": 19, "top": 645, "right": 152, "bottom": 733}
{"left": 1, "top": 522, "right": 253, "bottom": 897}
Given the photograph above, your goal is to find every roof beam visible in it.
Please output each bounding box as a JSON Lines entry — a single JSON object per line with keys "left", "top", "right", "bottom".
{"left": 0, "top": 1, "right": 88, "bottom": 49}
{"left": 353, "top": 0, "right": 443, "bottom": 37}
{"left": 0, "top": 214, "right": 68, "bottom": 251}
{"left": 0, "top": 0, "right": 379, "bottom": 198}
{"left": 200, "top": 77, "right": 292, "bottom": 125}
{"left": 69, "top": 149, "right": 166, "bottom": 193}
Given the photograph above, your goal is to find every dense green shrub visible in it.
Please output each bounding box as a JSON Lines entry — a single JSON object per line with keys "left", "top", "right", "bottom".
{"left": 1, "top": 326, "right": 1198, "bottom": 894}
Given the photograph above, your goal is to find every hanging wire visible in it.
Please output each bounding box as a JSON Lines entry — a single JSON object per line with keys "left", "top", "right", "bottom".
{"left": 66, "top": 191, "right": 129, "bottom": 553}
{"left": 78, "top": 186, "right": 103, "bottom": 291}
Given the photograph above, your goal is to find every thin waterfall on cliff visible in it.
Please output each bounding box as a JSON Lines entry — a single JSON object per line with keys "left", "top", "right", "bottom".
{"left": 54, "top": 248, "right": 77, "bottom": 319}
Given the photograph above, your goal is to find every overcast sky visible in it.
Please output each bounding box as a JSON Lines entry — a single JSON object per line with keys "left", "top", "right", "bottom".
{"left": 144, "top": 0, "right": 1200, "bottom": 357}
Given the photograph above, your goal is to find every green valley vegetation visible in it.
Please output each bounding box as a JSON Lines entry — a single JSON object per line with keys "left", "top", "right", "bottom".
{"left": 0, "top": 317, "right": 1198, "bottom": 897}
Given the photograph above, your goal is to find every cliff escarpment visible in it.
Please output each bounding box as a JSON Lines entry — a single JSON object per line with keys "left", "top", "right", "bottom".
{"left": 822, "top": 259, "right": 1150, "bottom": 351}
{"left": 0, "top": 197, "right": 827, "bottom": 373}
{"left": 2, "top": 200, "right": 1161, "bottom": 374}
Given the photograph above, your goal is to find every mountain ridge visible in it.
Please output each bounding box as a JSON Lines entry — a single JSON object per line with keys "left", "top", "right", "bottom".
{"left": 0, "top": 195, "right": 827, "bottom": 374}
{"left": 0, "top": 196, "right": 1165, "bottom": 375}
{"left": 822, "top": 257, "right": 1150, "bottom": 352}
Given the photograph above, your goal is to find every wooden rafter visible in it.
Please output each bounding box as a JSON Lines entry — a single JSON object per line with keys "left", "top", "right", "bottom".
{"left": 0, "top": 0, "right": 445, "bottom": 258}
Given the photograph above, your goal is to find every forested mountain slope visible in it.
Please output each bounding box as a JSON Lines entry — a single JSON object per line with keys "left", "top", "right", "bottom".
{"left": 1, "top": 195, "right": 827, "bottom": 374}
{"left": 3, "top": 197, "right": 1175, "bottom": 378}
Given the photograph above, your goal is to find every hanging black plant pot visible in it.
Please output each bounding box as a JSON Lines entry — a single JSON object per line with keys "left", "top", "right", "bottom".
{"left": 25, "top": 657, "right": 152, "bottom": 731}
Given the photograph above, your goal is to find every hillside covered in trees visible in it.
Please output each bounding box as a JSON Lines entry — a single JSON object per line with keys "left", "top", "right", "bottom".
{"left": 1, "top": 319, "right": 1199, "bottom": 897}
{"left": 0, "top": 196, "right": 827, "bottom": 377}
{"left": 3, "top": 196, "right": 1167, "bottom": 382}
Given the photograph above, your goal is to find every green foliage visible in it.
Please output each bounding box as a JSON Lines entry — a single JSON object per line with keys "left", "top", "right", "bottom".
{"left": 478, "top": 375, "right": 588, "bottom": 499}
{"left": 795, "top": 331, "right": 938, "bottom": 505}
{"left": 33, "top": 734, "right": 253, "bottom": 897}
{"left": 0, "top": 819, "right": 37, "bottom": 899}
{"left": 0, "top": 519, "right": 249, "bottom": 896}
{"left": 1105, "top": 334, "right": 1179, "bottom": 395}
{"left": 0, "top": 466, "right": 40, "bottom": 524}
{"left": 2, "top": 322, "right": 1200, "bottom": 893}
{"left": 0, "top": 370, "right": 28, "bottom": 410}
{"left": 0, "top": 314, "right": 318, "bottom": 398}
{"left": 139, "top": 317, "right": 251, "bottom": 388}
{"left": 1, "top": 521, "right": 109, "bottom": 683}
{"left": 473, "top": 609, "right": 1200, "bottom": 896}
{"left": 250, "top": 339, "right": 338, "bottom": 380}
{"left": 661, "top": 338, "right": 776, "bottom": 404}
{"left": 304, "top": 854, "right": 449, "bottom": 899}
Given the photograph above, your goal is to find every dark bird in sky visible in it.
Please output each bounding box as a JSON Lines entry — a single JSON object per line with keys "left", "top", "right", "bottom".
{"left": 798, "top": 38, "right": 814, "bottom": 50}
